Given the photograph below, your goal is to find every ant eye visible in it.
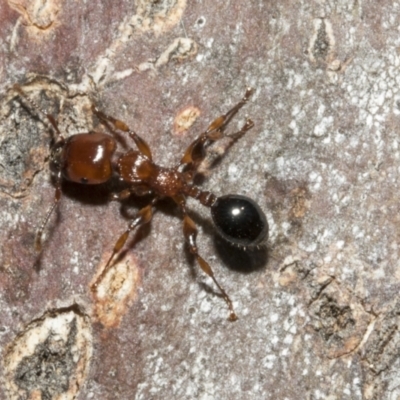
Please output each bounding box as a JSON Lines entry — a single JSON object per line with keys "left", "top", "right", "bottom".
{"left": 211, "top": 194, "right": 268, "bottom": 247}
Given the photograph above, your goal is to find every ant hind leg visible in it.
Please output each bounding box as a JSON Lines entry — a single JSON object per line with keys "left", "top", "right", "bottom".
{"left": 180, "top": 203, "right": 237, "bottom": 321}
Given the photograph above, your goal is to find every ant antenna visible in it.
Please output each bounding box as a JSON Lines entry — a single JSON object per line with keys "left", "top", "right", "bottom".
{"left": 13, "top": 84, "right": 62, "bottom": 141}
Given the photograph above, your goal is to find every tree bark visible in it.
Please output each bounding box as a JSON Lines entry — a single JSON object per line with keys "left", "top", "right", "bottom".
{"left": 0, "top": 1, "right": 398, "bottom": 399}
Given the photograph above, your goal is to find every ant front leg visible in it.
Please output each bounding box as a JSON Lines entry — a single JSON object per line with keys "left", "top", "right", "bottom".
{"left": 180, "top": 203, "right": 238, "bottom": 321}
{"left": 91, "top": 199, "right": 155, "bottom": 290}
{"left": 92, "top": 106, "right": 153, "bottom": 160}
{"left": 35, "top": 118, "right": 66, "bottom": 252}
{"left": 13, "top": 85, "right": 68, "bottom": 252}
{"left": 35, "top": 171, "right": 62, "bottom": 252}
{"left": 179, "top": 88, "right": 254, "bottom": 180}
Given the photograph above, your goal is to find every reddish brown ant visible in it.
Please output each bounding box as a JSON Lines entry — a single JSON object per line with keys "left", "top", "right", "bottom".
{"left": 15, "top": 85, "right": 268, "bottom": 321}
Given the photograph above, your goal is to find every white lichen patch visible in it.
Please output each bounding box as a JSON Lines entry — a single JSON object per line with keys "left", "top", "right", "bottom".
{"left": 173, "top": 105, "right": 201, "bottom": 135}
{"left": 8, "top": 0, "right": 62, "bottom": 46}
{"left": 2, "top": 306, "right": 92, "bottom": 400}
{"left": 71, "top": 0, "right": 188, "bottom": 93}
{"left": 91, "top": 253, "right": 141, "bottom": 327}
{"left": 138, "top": 38, "right": 198, "bottom": 73}
{"left": 313, "top": 115, "right": 334, "bottom": 137}
{"left": 308, "top": 18, "right": 336, "bottom": 63}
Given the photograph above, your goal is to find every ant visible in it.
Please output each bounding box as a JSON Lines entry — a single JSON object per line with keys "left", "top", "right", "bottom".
{"left": 15, "top": 85, "right": 268, "bottom": 321}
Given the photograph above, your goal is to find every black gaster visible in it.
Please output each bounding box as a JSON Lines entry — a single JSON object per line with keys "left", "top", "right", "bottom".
{"left": 211, "top": 194, "right": 268, "bottom": 247}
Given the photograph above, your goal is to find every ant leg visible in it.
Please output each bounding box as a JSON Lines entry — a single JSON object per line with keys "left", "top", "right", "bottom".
{"left": 180, "top": 204, "right": 237, "bottom": 321}
{"left": 222, "top": 118, "right": 254, "bottom": 145}
{"left": 16, "top": 92, "right": 67, "bottom": 252}
{"left": 206, "top": 87, "right": 254, "bottom": 134}
{"left": 46, "top": 114, "right": 65, "bottom": 141}
{"left": 13, "top": 83, "right": 65, "bottom": 142}
{"left": 35, "top": 172, "right": 62, "bottom": 252}
{"left": 91, "top": 200, "right": 155, "bottom": 290}
{"left": 179, "top": 88, "right": 254, "bottom": 174}
{"left": 92, "top": 106, "right": 152, "bottom": 160}
{"left": 109, "top": 189, "right": 131, "bottom": 201}
{"left": 109, "top": 185, "right": 152, "bottom": 201}
{"left": 196, "top": 118, "right": 254, "bottom": 177}
{"left": 35, "top": 113, "right": 66, "bottom": 251}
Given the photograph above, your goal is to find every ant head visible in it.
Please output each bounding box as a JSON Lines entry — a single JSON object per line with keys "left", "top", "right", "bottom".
{"left": 211, "top": 194, "right": 268, "bottom": 248}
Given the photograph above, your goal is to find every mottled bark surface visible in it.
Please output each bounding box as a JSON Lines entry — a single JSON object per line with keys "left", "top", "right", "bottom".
{"left": 0, "top": 1, "right": 399, "bottom": 399}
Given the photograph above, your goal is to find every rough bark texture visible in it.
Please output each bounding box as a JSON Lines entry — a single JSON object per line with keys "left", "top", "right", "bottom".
{"left": 0, "top": 0, "right": 399, "bottom": 399}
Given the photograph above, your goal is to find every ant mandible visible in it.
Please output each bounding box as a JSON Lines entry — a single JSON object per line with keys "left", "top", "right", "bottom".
{"left": 16, "top": 85, "right": 268, "bottom": 321}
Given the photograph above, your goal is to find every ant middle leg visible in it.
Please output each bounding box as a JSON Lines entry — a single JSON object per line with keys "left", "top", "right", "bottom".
{"left": 181, "top": 204, "right": 237, "bottom": 321}
{"left": 91, "top": 199, "right": 155, "bottom": 290}
{"left": 109, "top": 185, "right": 153, "bottom": 201}
{"left": 179, "top": 88, "right": 254, "bottom": 177}
{"left": 92, "top": 106, "right": 152, "bottom": 160}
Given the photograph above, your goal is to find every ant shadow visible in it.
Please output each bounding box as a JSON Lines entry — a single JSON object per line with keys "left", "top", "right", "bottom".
{"left": 213, "top": 235, "right": 269, "bottom": 273}
{"left": 60, "top": 180, "right": 113, "bottom": 206}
